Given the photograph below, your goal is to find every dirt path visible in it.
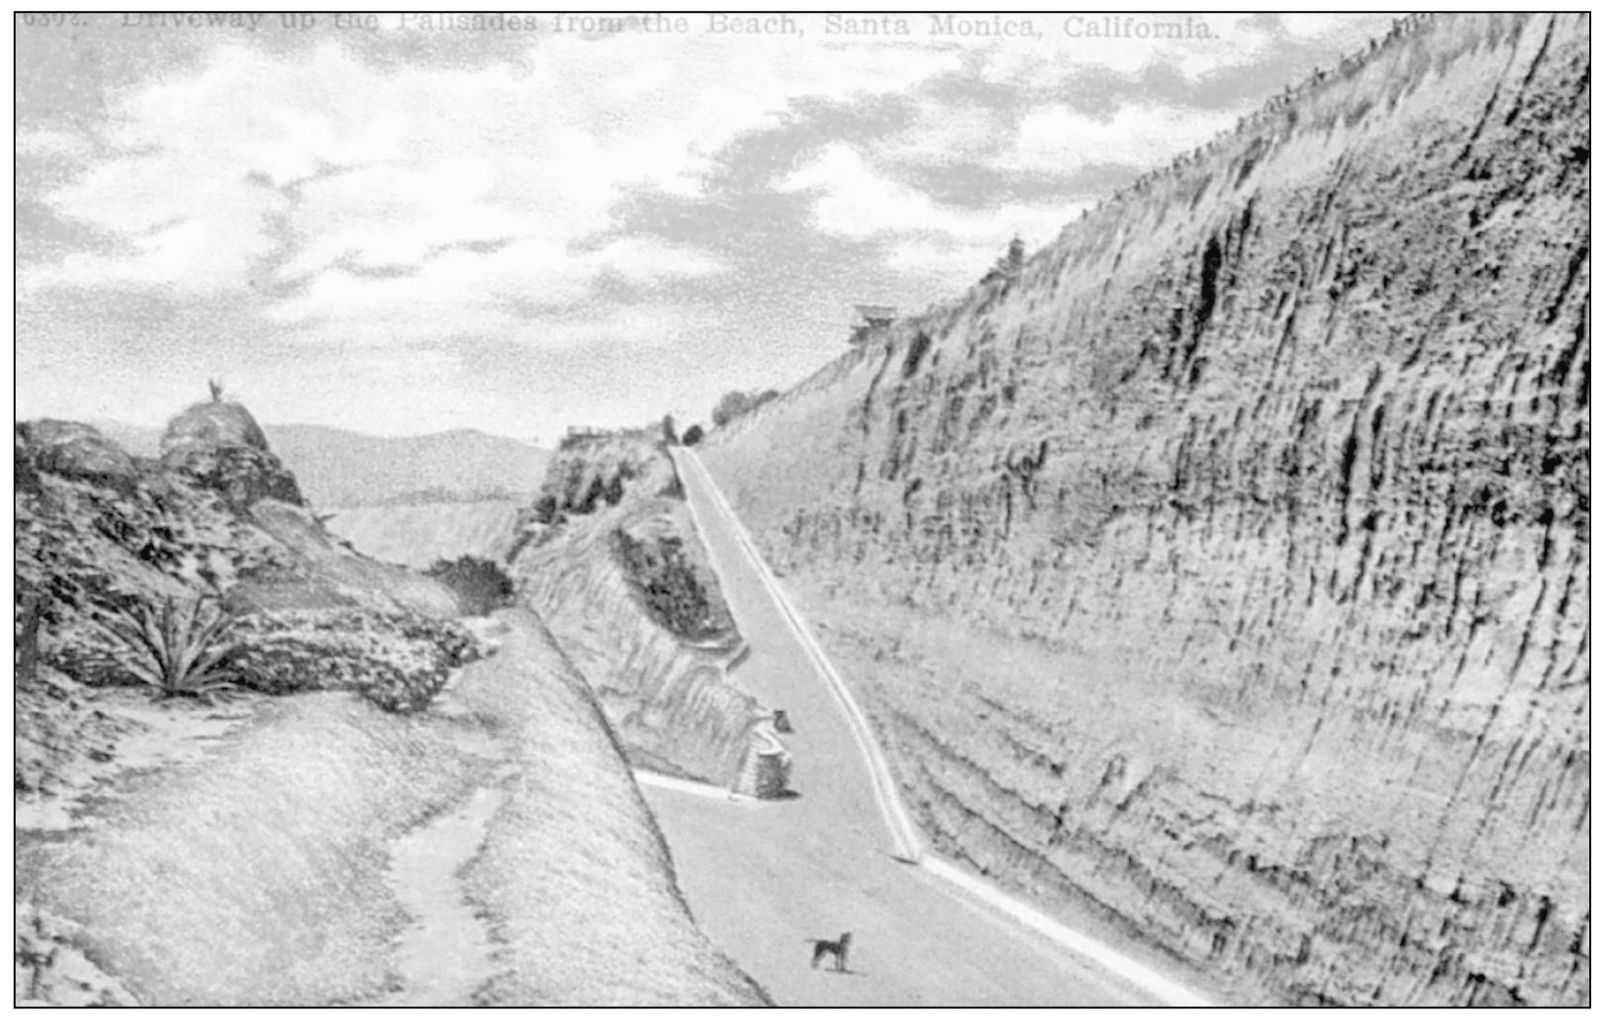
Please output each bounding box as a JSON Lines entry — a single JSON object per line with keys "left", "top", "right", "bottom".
{"left": 372, "top": 622, "right": 517, "bottom": 1006}
{"left": 378, "top": 779, "right": 511, "bottom": 1005}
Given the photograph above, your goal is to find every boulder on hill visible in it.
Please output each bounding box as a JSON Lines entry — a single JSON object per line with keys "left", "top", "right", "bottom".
{"left": 160, "top": 399, "right": 303, "bottom": 509}
{"left": 17, "top": 420, "right": 139, "bottom": 491}
{"left": 160, "top": 399, "right": 270, "bottom": 456}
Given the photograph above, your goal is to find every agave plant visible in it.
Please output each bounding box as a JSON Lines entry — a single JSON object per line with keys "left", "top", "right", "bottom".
{"left": 89, "top": 596, "right": 241, "bottom": 699}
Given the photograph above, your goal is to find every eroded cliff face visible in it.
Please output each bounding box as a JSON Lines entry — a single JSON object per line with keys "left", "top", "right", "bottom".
{"left": 510, "top": 436, "right": 764, "bottom": 785}
{"left": 701, "top": 13, "right": 1587, "bottom": 1006}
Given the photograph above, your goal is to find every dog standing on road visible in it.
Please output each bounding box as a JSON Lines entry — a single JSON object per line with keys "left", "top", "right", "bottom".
{"left": 807, "top": 931, "right": 852, "bottom": 972}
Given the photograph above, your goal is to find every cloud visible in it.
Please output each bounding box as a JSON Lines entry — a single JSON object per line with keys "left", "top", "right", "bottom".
{"left": 587, "top": 236, "right": 727, "bottom": 285}
{"left": 16, "top": 12, "right": 1403, "bottom": 440}
{"left": 529, "top": 300, "right": 723, "bottom": 350}
{"left": 15, "top": 128, "right": 94, "bottom": 160}
{"left": 884, "top": 237, "right": 1000, "bottom": 289}
{"left": 781, "top": 145, "right": 949, "bottom": 239}
{"left": 779, "top": 144, "right": 1082, "bottom": 290}
{"left": 959, "top": 14, "right": 1275, "bottom": 84}
{"left": 872, "top": 99, "right": 1016, "bottom": 166}
{"left": 21, "top": 21, "right": 1269, "bottom": 306}
{"left": 785, "top": 145, "right": 1078, "bottom": 238}
{"left": 1279, "top": 13, "right": 1396, "bottom": 43}
{"left": 266, "top": 234, "right": 724, "bottom": 349}
{"left": 998, "top": 102, "right": 1242, "bottom": 176}
{"left": 24, "top": 164, "right": 286, "bottom": 295}
{"left": 21, "top": 31, "right": 950, "bottom": 316}
{"left": 276, "top": 159, "right": 516, "bottom": 280}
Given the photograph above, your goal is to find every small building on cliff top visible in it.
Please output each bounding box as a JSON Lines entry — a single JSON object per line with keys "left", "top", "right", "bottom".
{"left": 849, "top": 303, "right": 898, "bottom": 345}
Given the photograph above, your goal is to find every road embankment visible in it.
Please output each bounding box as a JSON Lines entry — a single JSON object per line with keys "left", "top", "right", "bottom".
{"left": 16, "top": 610, "right": 767, "bottom": 1006}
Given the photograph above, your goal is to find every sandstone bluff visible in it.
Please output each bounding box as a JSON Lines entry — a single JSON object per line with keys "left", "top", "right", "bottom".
{"left": 700, "top": 13, "right": 1588, "bottom": 1007}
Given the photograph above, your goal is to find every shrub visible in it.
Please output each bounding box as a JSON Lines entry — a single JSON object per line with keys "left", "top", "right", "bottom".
{"left": 711, "top": 389, "right": 780, "bottom": 428}
{"left": 681, "top": 424, "right": 705, "bottom": 446}
{"left": 86, "top": 596, "right": 241, "bottom": 699}
{"left": 613, "top": 530, "right": 725, "bottom": 640}
{"left": 425, "top": 555, "right": 517, "bottom": 616}
{"left": 531, "top": 493, "right": 562, "bottom": 525}
{"left": 227, "top": 608, "right": 481, "bottom": 713}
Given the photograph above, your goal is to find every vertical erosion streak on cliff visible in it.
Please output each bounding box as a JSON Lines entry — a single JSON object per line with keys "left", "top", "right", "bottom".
{"left": 700, "top": 13, "right": 1588, "bottom": 1007}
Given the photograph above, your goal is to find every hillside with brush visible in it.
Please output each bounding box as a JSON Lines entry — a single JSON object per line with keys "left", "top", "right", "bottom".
{"left": 507, "top": 431, "right": 769, "bottom": 786}
{"left": 15, "top": 404, "right": 474, "bottom": 723}
{"left": 15, "top": 400, "right": 767, "bottom": 1006}
{"left": 699, "top": 12, "right": 1587, "bottom": 1007}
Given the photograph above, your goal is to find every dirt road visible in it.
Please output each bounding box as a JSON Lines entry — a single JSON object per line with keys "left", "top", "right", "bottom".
{"left": 651, "top": 448, "right": 1153, "bottom": 1006}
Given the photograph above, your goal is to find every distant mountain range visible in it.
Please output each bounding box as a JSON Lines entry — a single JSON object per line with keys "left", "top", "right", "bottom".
{"left": 91, "top": 421, "right": 549, "bottom": 510}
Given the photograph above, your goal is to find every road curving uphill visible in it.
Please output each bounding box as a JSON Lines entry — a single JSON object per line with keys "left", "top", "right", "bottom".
{"left": 651, "top": 446, "right": 1212, "bottom": 1006}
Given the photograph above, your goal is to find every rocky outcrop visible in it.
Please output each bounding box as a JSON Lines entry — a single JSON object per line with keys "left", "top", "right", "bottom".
{"left": 18, "top": 420, "right": 140, "bottom": 492}
{"left": 161, "top": 399, "right": 303, "bottom": 509}
{"left": 702, "top": 13, "right": 1587, "bottom": 1006}
{"left": 161, "top": 398, "right": 272, "bottom": 453}
{"left": 15, "top": 404, "right": 471, "bottom": 730}
{"left": 510, "top": 435, "right": 765, "bottom": 786}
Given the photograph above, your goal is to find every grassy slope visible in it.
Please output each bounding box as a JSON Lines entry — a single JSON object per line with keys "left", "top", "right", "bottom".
{"left": 19, "top": 692, "right": 464, "bottom": 1005}
{"left": 17, "top": 422, "right": 765, "bottom": 1004}
{"left": 462, "top": 612, "right": 768, "bottom": 1005}
{"left": 17, "top": 612, "right": 767, "bottom": 1006}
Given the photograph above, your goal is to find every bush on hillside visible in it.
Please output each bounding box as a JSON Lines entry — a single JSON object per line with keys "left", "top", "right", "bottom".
{"left": 228, "top": 608, "right": 480, "bottom": 713}
{"left": 532, "top": 493, "right": 562, "bottom": 525}
{"left": 425, "top": 555, "right": 517, "bottom": 616}
{"left": 613, "top": 529, "right": 725, "bottom": 640}
{"left": 681, "top": 424, "right": 705, "bottom": 446}
{"left": 710, "top": 389, "right": 780, "bottom": 429}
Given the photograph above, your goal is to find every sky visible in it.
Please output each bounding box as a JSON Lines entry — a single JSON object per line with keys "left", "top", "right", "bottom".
{"left": 15, "top": 11, "right": 1397, "bottom": 446}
